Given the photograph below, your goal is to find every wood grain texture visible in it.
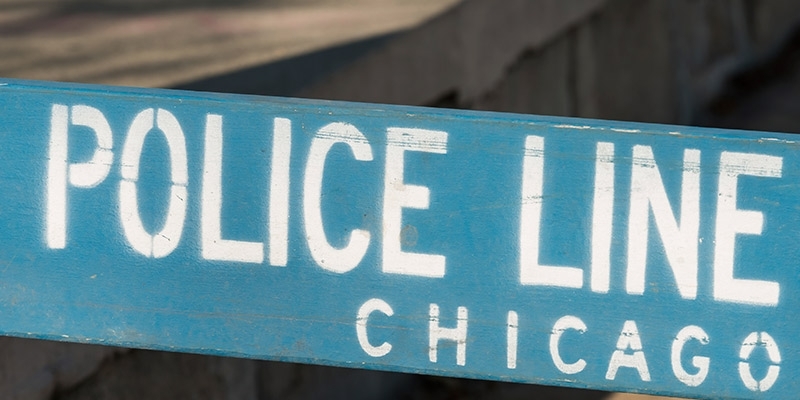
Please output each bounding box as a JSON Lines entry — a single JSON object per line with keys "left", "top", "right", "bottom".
{"left": 0, "top": 78, "right": 797, "bottom": 399}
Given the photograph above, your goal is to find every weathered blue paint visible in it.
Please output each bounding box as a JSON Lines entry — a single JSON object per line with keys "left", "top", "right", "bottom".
{"left": 0, "top": 78, "right": 797, "bottom": 399}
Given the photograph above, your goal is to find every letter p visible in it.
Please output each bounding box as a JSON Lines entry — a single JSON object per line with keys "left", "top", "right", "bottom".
{"left": 47, "top": 104, "right": 113, "bottom": 248}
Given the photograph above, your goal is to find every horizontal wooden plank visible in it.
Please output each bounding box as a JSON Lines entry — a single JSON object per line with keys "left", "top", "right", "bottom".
{"left": 0, "top": 78, "right": 797, "bottom": 399}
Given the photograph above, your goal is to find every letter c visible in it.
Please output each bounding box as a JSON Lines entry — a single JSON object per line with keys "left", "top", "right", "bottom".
{"left": 356, "top": 298, "right": 393, "bottom": 357}
{"left": 549, "top": 315, "right": 587, "bottom": 374}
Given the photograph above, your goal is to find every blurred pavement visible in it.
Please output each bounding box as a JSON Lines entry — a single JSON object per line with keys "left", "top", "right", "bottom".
{"left": 0, "top": 0, "right": 457, "bottom": 87}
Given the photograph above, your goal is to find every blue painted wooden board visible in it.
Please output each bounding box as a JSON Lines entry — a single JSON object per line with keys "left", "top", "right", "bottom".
{"left": 0, "top": 78, "right": 796, "bottom": 399}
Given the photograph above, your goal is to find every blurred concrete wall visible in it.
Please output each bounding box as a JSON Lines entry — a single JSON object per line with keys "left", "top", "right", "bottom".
{"left": 300, "top": 0, "right": 800, "bottom": 127}
{"left": 3, "top": 0, "right": 800, "bottom": 399}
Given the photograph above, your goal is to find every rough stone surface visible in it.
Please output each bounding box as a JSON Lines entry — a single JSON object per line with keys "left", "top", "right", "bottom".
{"left": 751, "top": 1, "right": 800, "bottom": 51}
{"left": 300, "top": 0, "right": 605, "bottom": 106}
{"left": 255, "top": 361, "right": 415, "bottom": 400}
{"left": 462, "top": 0, "right": 800, "bottom": 125}
{"left": 472, "top": 32, "right": 573, "bottom": 116}
{"left": 403, "top": 376, "right": 609, "bottom": 400}
{"left": 50, "top": 349, "right": 609, "bottom": 400}
{"left": 0, "top": 337, "right": 124, "bottom": 400}
{"left": 700, "top": 27, "right": 800, "bottom": 134}
{"left": 54, "top": 350, "right": 259, "bottom": 400}
{"left": 575, "top": 0, "right": 677, "bottom": 124}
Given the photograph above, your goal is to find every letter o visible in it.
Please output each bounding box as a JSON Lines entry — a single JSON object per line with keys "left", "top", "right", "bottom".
{"left": 119, "top": 108, "right": 188, "bottom": 258}
{"left": 738, "top": 331, "right": 781, "bottom": 392}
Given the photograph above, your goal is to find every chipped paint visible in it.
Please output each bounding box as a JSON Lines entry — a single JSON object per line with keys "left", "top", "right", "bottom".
{"left": 0, "top": 78, "right": 795, "bottom": 400}
{"left": 553, "top": 124, "right": 592, "bottom": 130}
